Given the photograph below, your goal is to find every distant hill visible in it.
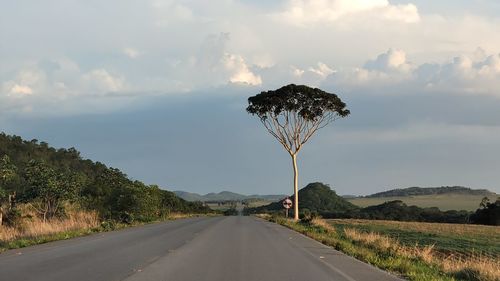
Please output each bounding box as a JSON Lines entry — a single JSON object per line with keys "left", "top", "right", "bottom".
{"left": 351, "top": 200, "right": 471, "bottom": 223}
{"left": 172, "top": 191, "right": 206, "bottom": 202}
{"left": 247, "top": 182, "right": 477, "bottom": 224}
{"left": 204, "top": 191, "right": 248, "bottom": 201}
{"left": 247, "top": 182, "right": 359, "bottom": 216}
{"left": 174, "top": 190, "right": 286, "bottom": 202}
{"left": 366, "top": 186, "right": 495, "bottom": 198}
{"left": 348, "top": 186, "right": 499, "bottom": 211}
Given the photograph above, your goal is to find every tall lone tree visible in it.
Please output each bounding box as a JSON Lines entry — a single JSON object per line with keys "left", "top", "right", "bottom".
{"left": 247, "top": 84, "right": 349, "bottom": 220}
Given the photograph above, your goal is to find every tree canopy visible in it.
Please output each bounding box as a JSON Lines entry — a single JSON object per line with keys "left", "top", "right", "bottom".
{"left": 247, "top": 84, "right": 350, "bottom": 154}
{"left": 0, "top": 132, "right": 211, "bottom": 224}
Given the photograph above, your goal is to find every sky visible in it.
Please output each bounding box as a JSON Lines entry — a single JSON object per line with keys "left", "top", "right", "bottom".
{"left": 1, "top": 0, "right": 500, "bottom": 195}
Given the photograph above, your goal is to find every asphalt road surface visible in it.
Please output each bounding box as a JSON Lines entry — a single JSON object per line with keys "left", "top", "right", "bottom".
{"left": 0, "top": 216, "right": 403, "bottom": 281}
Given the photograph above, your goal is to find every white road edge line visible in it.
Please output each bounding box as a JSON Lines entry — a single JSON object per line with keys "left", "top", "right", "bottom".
{"left": 258, "top": 218, "right": 357, "bottom": 281}
{"left": 262, "top": 217, "right": 403, "bottom": 281}
{"left": 288, "top": 233, "right": 358, "bottom": 281}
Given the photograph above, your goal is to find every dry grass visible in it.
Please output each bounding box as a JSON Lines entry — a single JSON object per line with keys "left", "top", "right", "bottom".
{"left": 267, "top": 216, "right": 499, "bottom": 280}
{"left": 311, "top": 217, "right": 337, "bottom": 234}
{"left": 255, "top": 213, "right": 272, "bottom": 220}
{"left": 330, "top": 219, "right": 499, "bottom": 241}
{"left": 339, "top": 224, "right": 500, "bottom": 281}
{"left": 166, "top": 212, "right": 202, "bottom": 220}
{"left": 0, "top": 204, "right": 99, "bottom": 242}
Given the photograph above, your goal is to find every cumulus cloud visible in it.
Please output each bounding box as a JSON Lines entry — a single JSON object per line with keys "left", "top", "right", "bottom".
{"left": 223, "top": 54, "right": 262, "bottom": 85}
{"left": 0, "top": 32, "right": 264, "bottom": 117}
{"left": 274, "top": 0, "right": 420, "bottom": 26}
{"left": 364, "top": 49, "right": 412, "bottom": 72}
{"left": 291, "top": 66, "right": 305, "bottom": 78}
{"left": 1, "top": 68, "right": 47, "bottom": 98}
{"left": 324, "top": 48, "right": 500, "bottom": 96}
{"left": 284, "top": 62, "right": 336, "bottom": 87}
{"left": 308, "top": 62, "right": 335, "bottom": 77}
{"left": 419, "top": 53, "right": 500, "bottom": 95}
{"left": 2, "top": 1, "right": 500, "bottom": 117}
{"left": 0, "top": 59, "right": 131, "bottom": 115}
{"left": 171, "top": 33, "right": 263, "bottom": 88}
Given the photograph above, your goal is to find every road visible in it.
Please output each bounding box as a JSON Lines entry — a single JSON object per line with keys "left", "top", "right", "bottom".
{"left": 0, "top": 216, "right": 402, "bottom": 281}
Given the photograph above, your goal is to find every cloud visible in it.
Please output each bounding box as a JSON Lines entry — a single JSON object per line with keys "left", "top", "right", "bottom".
{"left": 364, "top": 49, "right": 412, "bottom": 73}
{"left": 151, "top": 0, "right": 194, "bottom": 27}
{"left": 0, "top": 59, "right": 132, "bottom": 116}
{"left": 83, "top": 69, "right": 126, "bottom": 93}
{"left": 223, "top": 54, "right": 262, "bottom": 85}
{"left": 123, "top": 48, "right": 141, "bottom": 59}
{"left": 170, "top": 33, "right": 263, "bottom": 88}
{"left": 291, "top": 66, "right": 305, "bottom": 78}
{"left": 274, "top": 0, "right": 420, "bottom": 26}
{"left": 324, "top": 48, "right": 500, "bottom": 96}
{"left": 308, "top": 62, "right": 335, "bottom": 77}
{"left": 0, "top": 32, "right": 264, "bottom": 117}
{"left": 2, "top": 1, "right": 500, "bottom": 118}
{"left": 284, "top": 62, "right": 336, "bottom": 87}
{"left": 418, "top": 52, "right": 500, "bottom": 95}
{"left": 10, "top": 84, "right": 33, "bottom": 95}
{"left": 1, "top": 68, "right": 46, "bottom": 98}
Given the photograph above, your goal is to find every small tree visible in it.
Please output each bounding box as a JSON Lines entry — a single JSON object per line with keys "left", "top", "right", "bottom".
{"left": 480, "top": 197, "right": 490, "bottom": 209}
{"left": 24, "top": 160, "right": 82, "bottom": 221}
{"left": 0, "top": 155, "right": 17, "bottom": 225}
{"left": 247, "top": 84, "right": 349, "bottom": 220}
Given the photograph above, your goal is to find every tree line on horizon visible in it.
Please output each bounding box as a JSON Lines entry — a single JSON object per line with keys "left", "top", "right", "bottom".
{"left": 246, "top": 182, "right": 499, "bottom": 225}
{"left": 0, "top": 133, "right": 210, "bottom": 226}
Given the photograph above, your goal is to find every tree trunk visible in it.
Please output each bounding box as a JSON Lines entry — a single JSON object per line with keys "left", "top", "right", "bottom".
{"left": 292, "top": 154, "right": 299, "bottom": 220}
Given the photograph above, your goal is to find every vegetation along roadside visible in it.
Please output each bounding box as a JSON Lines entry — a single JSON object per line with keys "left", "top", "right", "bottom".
{"left": 0, "top": 133, "right": 216, "bottom": 252}
{"left": 259, "top": 214, "right": 499, "bottom": 281}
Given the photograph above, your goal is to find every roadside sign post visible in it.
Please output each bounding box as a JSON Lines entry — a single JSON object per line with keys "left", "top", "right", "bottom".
{"left": 282, "top": 198, "right": 292, "bottom": 218}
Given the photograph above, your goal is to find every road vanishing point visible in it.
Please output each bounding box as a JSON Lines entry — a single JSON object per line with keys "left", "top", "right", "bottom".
{"left": 0, "top": 216, "right": 402, "bottom": 281}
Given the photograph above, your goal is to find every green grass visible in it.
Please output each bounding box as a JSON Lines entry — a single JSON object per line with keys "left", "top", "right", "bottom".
{"left": 347, "top": 194, "right": 498, "bottom": 211}
{"left": 265, "top": 216, "right": 455, "bottom": 281}
{"left": 327, "top": 219, "right": 500, "bottom": 259}
{"left": 262, "top": 215, "right": 499, "bottom": 281}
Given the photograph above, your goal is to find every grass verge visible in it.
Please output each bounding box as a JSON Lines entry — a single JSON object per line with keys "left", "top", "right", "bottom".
{"left": 259, "top": 214, "right": 499, "bottom": 281}
{"left": 0, "top": 209, "right": 212, "bottom": 253}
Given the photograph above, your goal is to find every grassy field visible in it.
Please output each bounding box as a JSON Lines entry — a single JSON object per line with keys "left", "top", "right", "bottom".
{"left": 263, "top": 215, "right": 499, "bottom": 281}
{"left": 206, "top": 200, "right": 273, "bottom": 211}
{"left": 347, "top": 194, "right": 498, "bottom": 211}
{"left": 205, "top": 203, "right": 235, "bottom": 211}
{"left": 243, "top": 199, "right": 274, "bottom": 208}
{"left": 327, "top": 219, "right": 500, "bottom": 259}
